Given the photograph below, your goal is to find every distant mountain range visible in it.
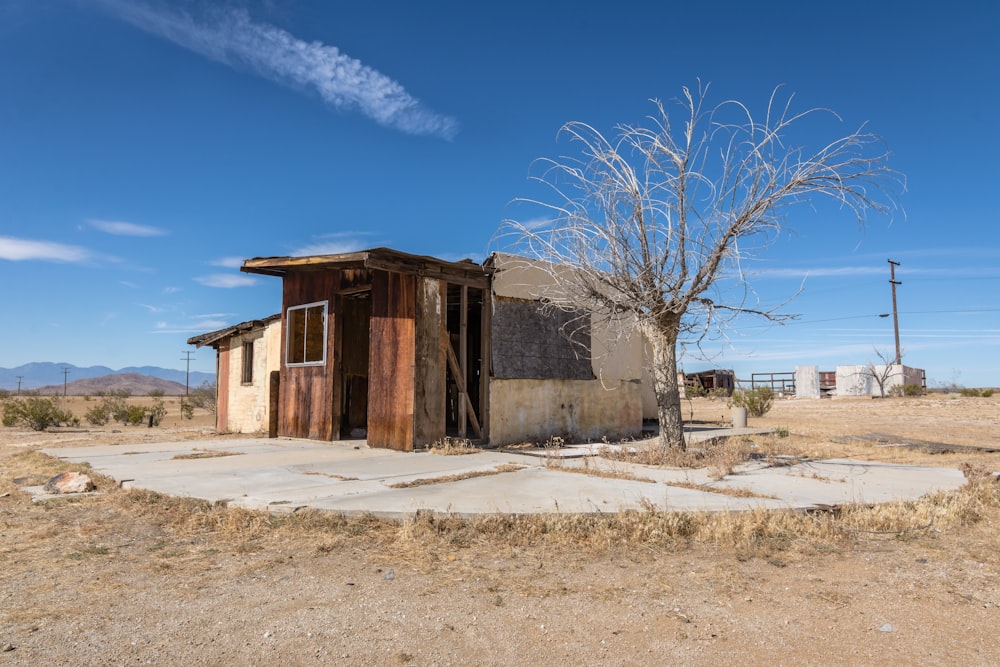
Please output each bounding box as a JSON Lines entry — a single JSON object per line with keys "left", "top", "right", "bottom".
{"left": 34, "top": 373, "right": 191, "bottom": 397}
{"left": 0, "top": 362, "right": 214, "bottom": 392}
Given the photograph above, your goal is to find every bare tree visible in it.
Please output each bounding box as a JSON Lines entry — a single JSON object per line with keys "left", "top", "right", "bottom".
{"left": 866, "top": 347, "right": 899, "bottom": 398}
{"left": 500, "top": 84, "right": 901, "bottom": 451}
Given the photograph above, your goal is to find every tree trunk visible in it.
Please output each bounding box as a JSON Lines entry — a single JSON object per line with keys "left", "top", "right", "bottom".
{"left": 643, "top": 315, "right": 685, "bottom": 451}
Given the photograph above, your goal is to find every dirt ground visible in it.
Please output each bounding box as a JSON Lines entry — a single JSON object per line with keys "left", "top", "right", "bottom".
{"left": 1, "top": 394, "right": 998, "bottom": 666}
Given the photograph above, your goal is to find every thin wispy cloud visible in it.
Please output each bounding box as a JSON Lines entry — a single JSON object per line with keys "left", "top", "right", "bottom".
{"left": 89, "top": 218, "right": 168, "bottom": 237}
{"left": 97, "top": 1, "right": 458, "bottom": 139}
{"left": 153, "top": 316, "right": 232, "bottom": 334}
{"left": 194, "top": 273, "right": 258, "bottom": 288}
{"left": 290, "top": 236, "right": 370, "bottom": 257}
{"left": 437, "top": 251, "right": 486, "bottom": 264}
{"left": 753, "top": 265, "right": 884, "bottom": 280}
{"left": 210, "top": 256, "right": 246, "bottom": 268}
{"left": 0, "top": 236, "right": 93, "bottom": 263}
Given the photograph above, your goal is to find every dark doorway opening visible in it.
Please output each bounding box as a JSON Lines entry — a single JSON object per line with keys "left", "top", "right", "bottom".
{"left": 445, "top": 284, "right": 485, "bottom": 438}
{"left": 340, "top": 293, "right": 371, "bottom": 438}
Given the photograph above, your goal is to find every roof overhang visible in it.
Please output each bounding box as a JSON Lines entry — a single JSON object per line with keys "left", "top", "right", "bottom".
{"left": 186, "top": 313, "right": 281, "bottom": 348}
{"left": 241, "top": 247, "right": 492, "bottom": 288}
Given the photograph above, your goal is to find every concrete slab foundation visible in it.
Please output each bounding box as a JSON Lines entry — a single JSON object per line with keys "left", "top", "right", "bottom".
{"left": 42, "top": 430, "right": 968, "bottom": 518}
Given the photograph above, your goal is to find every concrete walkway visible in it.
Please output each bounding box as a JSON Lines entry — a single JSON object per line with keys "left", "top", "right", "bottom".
{"left": 43, "top": 429, "right": 968, "bottom": 518}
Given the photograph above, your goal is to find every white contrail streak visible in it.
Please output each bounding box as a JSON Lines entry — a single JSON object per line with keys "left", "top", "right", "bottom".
{"left": 98, "top": 1, "right": 459, "bottom": 139}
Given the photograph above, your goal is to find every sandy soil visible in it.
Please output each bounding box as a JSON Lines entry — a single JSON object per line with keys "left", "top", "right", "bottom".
{"left": 1, "top": 395, "right": 997, "bottom": 666}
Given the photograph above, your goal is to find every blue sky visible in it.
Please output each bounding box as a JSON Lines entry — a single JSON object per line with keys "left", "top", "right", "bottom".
{"left": 1, "top": 0, "right": 997, "bottom": 388}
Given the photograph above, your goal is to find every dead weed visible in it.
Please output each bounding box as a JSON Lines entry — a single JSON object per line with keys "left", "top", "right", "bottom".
{"left": 427, "top": 437, "right": 481, "bottom": 455}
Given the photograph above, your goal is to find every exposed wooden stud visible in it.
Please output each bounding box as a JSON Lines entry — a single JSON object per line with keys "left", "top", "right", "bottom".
{"left": 459, "top": 284, "right": 468, "bottom": 438}
{"left": 445, "top": 340, "right": 481, "bottom": 438}
{"left": 479, "top": 287, "right": 491, "bottom": 443}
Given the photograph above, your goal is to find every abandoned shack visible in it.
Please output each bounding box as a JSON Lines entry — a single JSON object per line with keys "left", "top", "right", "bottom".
{"left": 187, "top": 314, "right": 281, "bottom": 435}
{"left": 188, "top": 248, "right": 643, "bottom": 451}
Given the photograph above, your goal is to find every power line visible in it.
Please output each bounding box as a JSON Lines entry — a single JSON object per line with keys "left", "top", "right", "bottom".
{"left": 736, "top": 307, "right": 1000, "bottom": 331}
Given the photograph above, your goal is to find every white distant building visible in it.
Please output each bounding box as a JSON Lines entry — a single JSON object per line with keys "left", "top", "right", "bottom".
{"left": 795, "top": 364, "right": 925, "bottom": 398}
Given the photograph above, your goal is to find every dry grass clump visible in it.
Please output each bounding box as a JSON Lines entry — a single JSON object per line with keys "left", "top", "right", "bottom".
{"left": 388, "top": 463, "right": 524, "bottom": 489}
{"left": 607, "top": 434, "right": 797, "bottom": 479}
{"left": 171, "top": 449, "right": 242, "bottom": 460}
{"left": 665, "top": 480, "right": 777, "bottom": 499}
{"left": 427, "top": 437, "right": 481, "bottom": 455}
{"left": 546, "top": 465, "right": 656, "bottom": 484}
{"left": 393, "top": 469, "right": 1000, "bottom": 558}
{"left": 830, "top": 464, "right": 1000, "bottom": 535}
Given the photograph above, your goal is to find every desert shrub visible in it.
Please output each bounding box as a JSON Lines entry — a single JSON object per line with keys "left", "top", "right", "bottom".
{"left": 148, "top": 399, "right": 167, "bottom": 426}
{"left": 110, "top": 388, "right": 132, "bottom": 399}
{"left": 902, "top": 384, "right": 923, "bottom": 396}
{"left": 84, "top": 403, "right": 112, "bottom": 426}
{"left": 187, "top": 382, "right": 217, "bottom": 415}
{"left": 149, "top": 389, "right": 166, "bottom": 398}
{"left": 99, "top": 395, "right": 129, "bottom": 423}
{"left": 982, "top": 388, "right": 995, "bottom": 397}
{"left": 0, "top": 389, "right": 10, "bottom": 399}
{"left": 1, "top": 396, "right": 77, "bottom": 430}
{"left": 730, "top": 386, "right": 774, "bottom": 418}
{"left": 180, "top": 400, "right": 195, "bottom": 420}
{"left": 86, "top": 395, "right": 167, "bottom": 427}
{"left": 685, "top": 383, "right": 707, "bottom": 398}
{"left": 960, "top": 388, "right": 981, "bottom": 397}
{"left": 121, "top": 404, "right": 147, "bottom": 426}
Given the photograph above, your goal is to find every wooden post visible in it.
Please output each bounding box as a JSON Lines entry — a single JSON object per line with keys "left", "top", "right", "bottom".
{"left": 479, "top": 287, "right": 491, "bottom": 443}
{"left": 268, "top": 370, "right": 280, "bottom": 438}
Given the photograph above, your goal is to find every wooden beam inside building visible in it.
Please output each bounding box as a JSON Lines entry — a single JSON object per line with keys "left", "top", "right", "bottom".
{"left": 445, "top": 340, "right": 481, "bottom": 439}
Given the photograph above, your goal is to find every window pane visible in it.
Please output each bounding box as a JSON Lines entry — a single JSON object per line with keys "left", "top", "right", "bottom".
{"left": 242, "top": 341, "right": 254, "bottom": 384}
{"left": 288, "top": 307, "right": 306, "bottom": 364}
{"left": 287, "top": 301, "right": 327, "bottom": 366}
{"left": 304, "top": 305, "right": 326, "bottom": 362}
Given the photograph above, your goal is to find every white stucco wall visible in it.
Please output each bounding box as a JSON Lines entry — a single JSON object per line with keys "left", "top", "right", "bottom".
{"left": 223, "top": 320, "right": 281, "bottom": 433}
{"left": 834, "top": 364, "right": 924, "bottom": 397}
{"left": 489, "top": 378, "right": 642, "bottom": 444}
{"left": 796, "top": 365, "right": 821, "bottom": 399}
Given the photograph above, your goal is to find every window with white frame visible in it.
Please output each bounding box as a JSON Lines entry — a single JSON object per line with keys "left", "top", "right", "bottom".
{"left": 286, "top": 301, "right": 328, "bottom": 366}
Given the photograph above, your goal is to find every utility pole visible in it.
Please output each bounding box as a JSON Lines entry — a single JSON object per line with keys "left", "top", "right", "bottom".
{"left": 888, "top": 259, "right": 902, "bottom": 365}
{"left": 181, "top": 351, "right": 195, "bottom": 397}
{"left": 15, "top": 376, "right": 23, "bottom": 396}
{"left": 61, "top": 366, "right": 71, "bottom": 396}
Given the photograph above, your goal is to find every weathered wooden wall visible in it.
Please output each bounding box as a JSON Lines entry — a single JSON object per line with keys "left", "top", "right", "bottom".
{"left": 367, "top": 270, "right": 416, "bottom": 450}
{"left": 279, "top": 270, "right": 340, "bottom": 441}
{"left": 413, "top": 277, "right": 445, "bottom": 447}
